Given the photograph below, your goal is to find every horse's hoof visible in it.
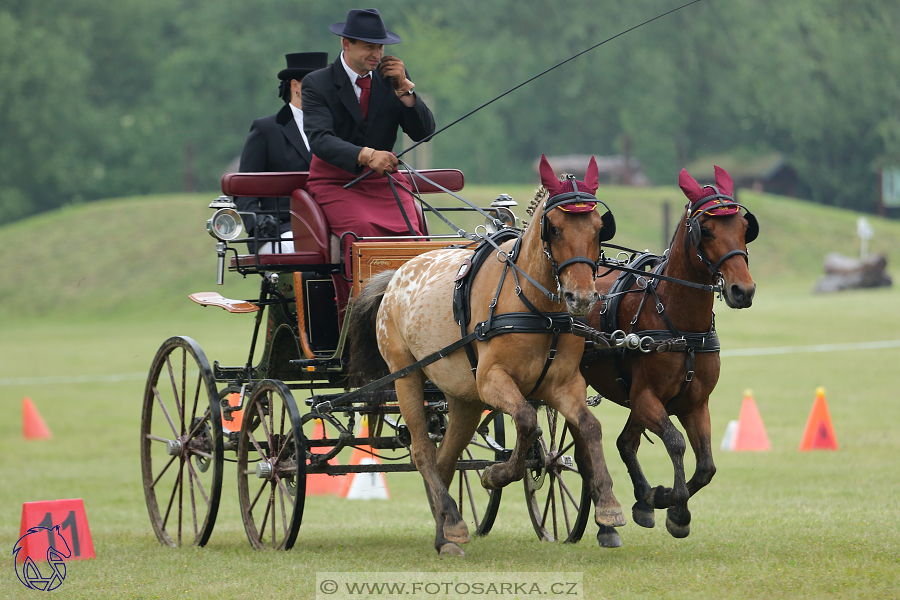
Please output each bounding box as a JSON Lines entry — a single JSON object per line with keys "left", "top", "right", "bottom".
{"left": 632, "top": 503, "right": 655, "bottom": 528}
{"left": 595, "top": 505, "right": 626, "bottom": 528}
{"left": 439, "top": 543, "right": 465, "bottom": 557}
{"left": 480, "top": 465, "right": 501, "bottom": 490}
{"left": 444, "top": 520, "right": 470, "bottom": 545}
{"left": 665, "top": 514, "right": 691, "bottom": 539}
{"left": 596, "top": 526, "right": 623, "bottom": 548}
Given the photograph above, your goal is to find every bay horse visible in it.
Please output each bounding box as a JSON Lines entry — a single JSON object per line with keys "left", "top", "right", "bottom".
{"left": 581, "top": 166, "right": 758, "bottom": 541}
{"left": 348, "top": 156, "right": 625, "bottom": 556}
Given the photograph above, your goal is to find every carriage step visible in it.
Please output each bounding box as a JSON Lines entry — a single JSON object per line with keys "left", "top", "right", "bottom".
{"left": 189, "top": 292, "right": 259, "bottom": 313}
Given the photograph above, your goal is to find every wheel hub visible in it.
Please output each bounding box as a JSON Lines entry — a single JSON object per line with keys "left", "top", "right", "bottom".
{"left": 166, "top": 439, "right": 183, "bottom": 456}
{"left": 256, "top": 461, "right": 273, "bottom": 479}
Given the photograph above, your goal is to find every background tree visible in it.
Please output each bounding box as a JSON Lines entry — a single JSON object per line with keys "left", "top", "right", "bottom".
{"left": 1, "top": 0, "right": 899, "bottom": 223}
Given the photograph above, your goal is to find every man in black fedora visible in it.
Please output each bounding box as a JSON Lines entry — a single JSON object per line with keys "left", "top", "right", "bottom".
{"left": 237, "top": 51, "right": 329, "bottom": 253}
{"left": 302, "top": 8, "right": 436, "bottom": 316}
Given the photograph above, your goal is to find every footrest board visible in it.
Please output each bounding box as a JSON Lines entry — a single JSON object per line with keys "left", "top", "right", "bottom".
{"left": 188, "top": 292, "right": 260, "bottom": 313}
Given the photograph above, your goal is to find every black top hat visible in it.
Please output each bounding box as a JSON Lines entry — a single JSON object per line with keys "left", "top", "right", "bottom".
{"left": 277, "top": 52, "right": 329, "bottom": 81}
{"left": 329, "top": 8, "right": 401, "bottom": 45}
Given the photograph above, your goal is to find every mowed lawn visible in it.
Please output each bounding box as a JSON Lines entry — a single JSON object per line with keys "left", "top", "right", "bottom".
{"left": 1, "top": 188, "right": 899, "bottom": 599}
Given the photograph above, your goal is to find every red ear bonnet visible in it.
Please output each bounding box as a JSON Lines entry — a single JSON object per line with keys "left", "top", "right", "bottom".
{"left": 679, "top": 165, "right": 739, "bottom": 216}
{"left": 540, "top": 154, "right": 598, "bottom": 213}
{"left": 539, "top": 154, "right": 559, "bottom": 191}
{"left": 714, "top": 165, "right": 734, "bottom": 197}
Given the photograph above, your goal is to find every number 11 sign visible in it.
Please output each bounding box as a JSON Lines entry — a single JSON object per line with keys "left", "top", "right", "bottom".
{"left": 16, "top": 499, "right": 95, "bottom": 562}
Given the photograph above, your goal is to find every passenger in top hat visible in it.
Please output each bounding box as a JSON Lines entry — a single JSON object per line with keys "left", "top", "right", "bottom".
{"left": 238, "top": 51, "right": 329, "bottom": 253}
{"left": 302, "top": 8, "right": 436, "bottom": 317}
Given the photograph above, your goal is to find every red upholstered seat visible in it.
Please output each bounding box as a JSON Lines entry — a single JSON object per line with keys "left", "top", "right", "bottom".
{"left": 224, "top": 169, "right": 464, "bottom": 269}
{"left": 289, "top": 189, "right": 331, "bottom": 263}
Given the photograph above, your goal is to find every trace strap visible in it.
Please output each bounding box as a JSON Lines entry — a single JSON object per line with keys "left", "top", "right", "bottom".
{"left": 311, "top": 331, "right": 480, "bottom": 414}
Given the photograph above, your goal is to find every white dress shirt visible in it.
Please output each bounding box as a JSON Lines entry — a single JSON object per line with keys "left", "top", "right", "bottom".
{"left": 288, "top": 103, "right": 311, "bottom": 151}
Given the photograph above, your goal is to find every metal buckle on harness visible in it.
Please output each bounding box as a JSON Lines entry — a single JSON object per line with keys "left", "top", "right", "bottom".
{"left": 547, "top": 348, "right": 557, "bottom": 361}
{"left": 656, "top": 302, "right": 665, "bottom": 314}
{"left": 685, "top": 370, "right": 694, "bottom": 382}
{"left": 599, "top": 298, "right": 609, "bottom": 315}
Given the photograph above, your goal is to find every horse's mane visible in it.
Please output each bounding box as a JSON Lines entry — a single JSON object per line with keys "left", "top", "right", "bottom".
{"left": 522, "top": 173, "right": 572, "bottom": 229}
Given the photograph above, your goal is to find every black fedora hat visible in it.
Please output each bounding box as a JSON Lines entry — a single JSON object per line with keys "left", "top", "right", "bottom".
{"left": 277, "top": 52, "right": 329, "bottom": 81}
{"left": 329, "top": 8, "right": 401, "bottom": 45}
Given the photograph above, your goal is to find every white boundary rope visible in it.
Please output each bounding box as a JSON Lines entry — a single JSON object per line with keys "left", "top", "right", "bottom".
{"left": 720, "top": 339, "right": 900, "bottom": 357}
{"left": 3, "top": 341, "right": 899, "bottom": 386}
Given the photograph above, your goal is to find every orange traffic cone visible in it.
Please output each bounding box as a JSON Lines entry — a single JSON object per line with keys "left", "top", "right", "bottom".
{"left": 799, "top": 387, "right": 838, "bottom": 451}
{"left": 342, "top": 417, "right": 389, "bottom": 500}
{"left": 23, "top": 397, "right": 52, "bottom": 440}
{"left": 307, "top": 419, "right": 345, "bottom": 495}
{"left": 732, "top": 389, "right": 770, "bottom": 451}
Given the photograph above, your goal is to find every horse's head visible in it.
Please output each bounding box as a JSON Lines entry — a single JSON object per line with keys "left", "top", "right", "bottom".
{"left": 536, "top": 155, "right": 616, "bottom": 316}
{"left": 679, "top": 166, "right": 758, "bottom": 308}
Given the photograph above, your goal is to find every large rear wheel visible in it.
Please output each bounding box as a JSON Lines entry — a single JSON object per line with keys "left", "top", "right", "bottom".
{"left": 141, "top": 336, "right": 224, "bottom": 547}
{"left": 524, "top": 405, "right": 591, "bottom": 543}
{"left": 237, "top": 380, "right": 306, "bottom": 550}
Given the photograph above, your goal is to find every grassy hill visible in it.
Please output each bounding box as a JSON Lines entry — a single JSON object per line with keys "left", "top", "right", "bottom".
{"left": 1, "top": 184, "right": 899, "bottom": 321}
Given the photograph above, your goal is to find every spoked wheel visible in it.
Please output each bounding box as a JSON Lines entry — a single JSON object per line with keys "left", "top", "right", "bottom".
{"left": 237, "top": 380, "right": 306, "bottom": 550}
{"left": 141, "top": 336, "right": 224, "bottom": 547}
{"left": 524, "top": 405, "right": 591, "bottom": 543}
{"left": 456, "top": 410, "right": 506, "bottom": 536}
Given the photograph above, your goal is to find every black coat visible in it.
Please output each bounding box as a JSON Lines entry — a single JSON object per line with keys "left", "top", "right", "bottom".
{"left": 236, "top": 103, "right": 311, "bottom": 236}
{"left": 301, "top": 58, "right": 435, "bottom": 174}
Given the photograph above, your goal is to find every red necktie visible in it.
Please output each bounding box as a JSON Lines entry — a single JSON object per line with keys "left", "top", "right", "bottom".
{"left": 356, "top": 75, "right": 371, "bottom": 121}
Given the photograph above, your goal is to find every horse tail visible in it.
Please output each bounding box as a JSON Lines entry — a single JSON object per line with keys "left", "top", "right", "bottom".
{"left": 347, "top": 269, "right": 396, "bottom": 387}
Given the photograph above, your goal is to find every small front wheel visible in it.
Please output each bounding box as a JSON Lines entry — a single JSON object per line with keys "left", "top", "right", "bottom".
{"left": 457, "top": 410, "right": 506, "bottom": 536}
{"left": 237, "top": 380, "right": 306, "bottom": 550}
{"left": 523, "top": 405, "right": 591, "bottom": 543}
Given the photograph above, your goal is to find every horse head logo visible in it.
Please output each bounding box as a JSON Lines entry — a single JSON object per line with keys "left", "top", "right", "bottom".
{"left": 13, "top": 525, "right": 71, "bottom": 592}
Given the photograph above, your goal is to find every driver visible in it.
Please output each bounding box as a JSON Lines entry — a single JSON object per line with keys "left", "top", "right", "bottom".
{"left": 302, "top": 8, "right": 436, "bottom": 316}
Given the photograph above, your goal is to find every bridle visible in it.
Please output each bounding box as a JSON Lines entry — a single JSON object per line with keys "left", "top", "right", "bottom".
{"left": 540, "top": 175, "right": 616, "bottom": 286}
{"left": 683, "top": 191, "right": 759, "bottom": 287}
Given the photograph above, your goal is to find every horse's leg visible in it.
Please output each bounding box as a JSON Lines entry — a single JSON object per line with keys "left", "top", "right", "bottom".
{"left": 615, "top": 414, "right": 655, "bottom": 529}
{"left": 631, "top": 391, "right": 691, "bottom": 538}
{"left": 678, "top": 404, "right": 716, "bottom": 497}
{"left": 658, "top": 403, "right": 715, "bottom": 539}
{"left": 567, "top": 425, "right": 624, "bottom": 547}
{"left": 477, "top": 370, "right": 540, "bottom": 490}
{"left": 433, "top": 398, "right": 485, "bottom": 544}
{"left": 550, "top": 387, "right": 626, "bottom": 534}
{"left": 396, "top": 374, "right": 467, "bottom": 555}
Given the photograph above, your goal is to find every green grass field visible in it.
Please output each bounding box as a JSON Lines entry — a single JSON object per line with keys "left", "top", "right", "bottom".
{"left": 1, "top": 186, "right": 899, "bottom": 599}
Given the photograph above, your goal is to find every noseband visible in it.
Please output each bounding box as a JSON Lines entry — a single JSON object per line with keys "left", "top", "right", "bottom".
{"left": 684, "top": 191, "right": 759, "bottom": 285}
{"left": 540, "top": 175, "right": 615, "bottom": 284}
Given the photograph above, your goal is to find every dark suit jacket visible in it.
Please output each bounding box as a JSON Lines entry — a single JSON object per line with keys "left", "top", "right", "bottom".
{"left": 237, "top": 103, "right": 311, "bottom": 235}
{"left": 301, "top": 58, "right": 435, "bottom": 174}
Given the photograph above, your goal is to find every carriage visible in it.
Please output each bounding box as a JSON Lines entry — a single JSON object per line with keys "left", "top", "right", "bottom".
{"left": 140, "top": 167, "right": 597, "bottom": 551}
{"left": 140, "top": 160, "right": 758, "bottom": 554}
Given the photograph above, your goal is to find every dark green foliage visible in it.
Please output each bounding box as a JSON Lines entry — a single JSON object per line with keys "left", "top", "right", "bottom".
{"left": 2, "top": 0, "right": 899, "bottom": 223}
